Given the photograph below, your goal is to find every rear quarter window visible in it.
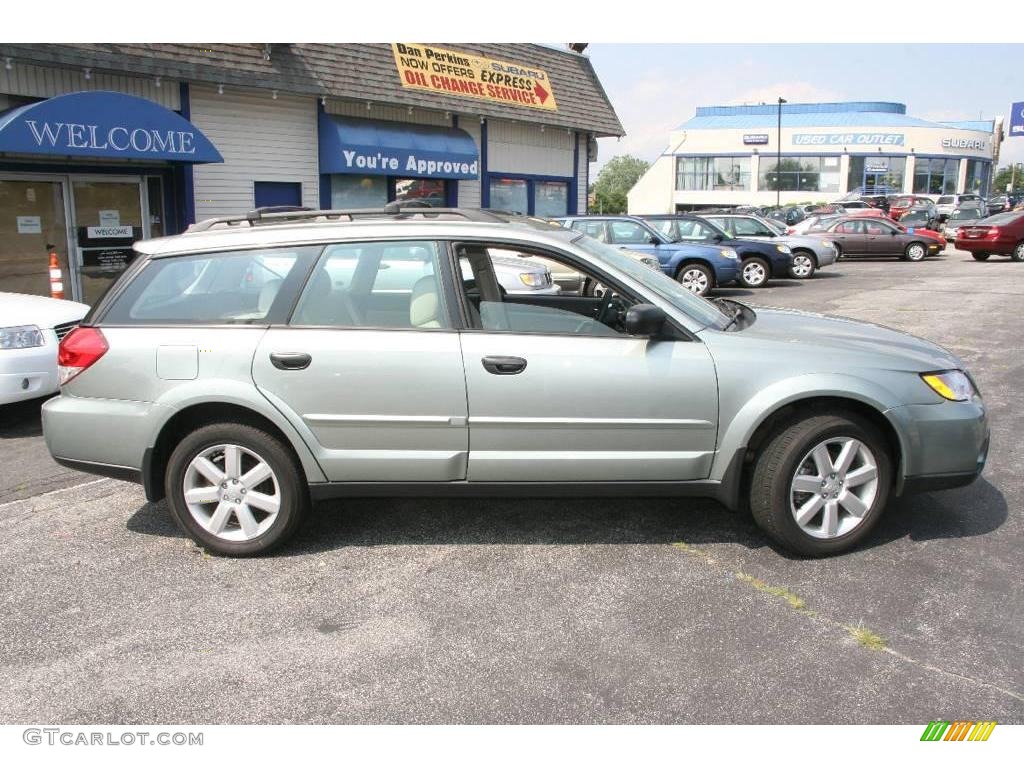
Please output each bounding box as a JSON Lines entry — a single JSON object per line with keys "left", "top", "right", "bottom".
{"left": 101, "top": 246, "right": 322, "bottom": 325}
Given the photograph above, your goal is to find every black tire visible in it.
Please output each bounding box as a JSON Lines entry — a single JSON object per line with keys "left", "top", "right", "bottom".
{"left": 165, "top": 422, "right": 308, "bottom": 556}
{"left": 739, "top": 256, "right": 770, "bottom": 288}
{"left": 1012, "top": 242, "right": 1024, "bottom": 262}
{"left": 749, "top": 412, "right": 892, "bottom": 557}
{"left": 903, "top": 242, "right": 927, "bottom": 262}
{"left": 972, "top": 252, "right": 991, "bottom": 261}
{"left": 675, "top": 262, "right": 714, "bottom": 297}
{"left": 833, "top": 244, "right": 843, "bottom": 261}
{"left": 789, "top": 251, "right": 817, "bottom": 279}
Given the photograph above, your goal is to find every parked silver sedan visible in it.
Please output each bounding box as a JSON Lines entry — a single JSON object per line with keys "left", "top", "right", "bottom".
{"left": 42, "top": 207, "right": 988, "bottom": 559}
{"left": 703, "top": 214, "right": 838, "bottom": 278}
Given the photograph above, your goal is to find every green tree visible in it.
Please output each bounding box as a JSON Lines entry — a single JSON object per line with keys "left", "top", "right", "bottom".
{"left": 592, "top": 154, "right": 650, "bottom": 214}
{"left": 993, "top": 163, "right": 1023, "bottom": 193}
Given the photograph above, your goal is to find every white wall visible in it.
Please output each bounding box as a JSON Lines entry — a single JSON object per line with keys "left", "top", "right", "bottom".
{"left": 487, "top": 119, "right": 574, "bottom": 177}
{"left": 627, "top": 153, "right": 675, "bottom": 214}
{"left": 458, "top": 118, "right": 482, "bottom": 208}
{"left": 0, "top": 62, "right": 179, "bottom": 110}
{"left": 189, "top": 85, "right": 319, "bottom": 220}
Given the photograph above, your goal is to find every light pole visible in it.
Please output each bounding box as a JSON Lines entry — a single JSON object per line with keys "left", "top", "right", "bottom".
{"left": 776, "top": 97, "right": 787, "bottom": 208}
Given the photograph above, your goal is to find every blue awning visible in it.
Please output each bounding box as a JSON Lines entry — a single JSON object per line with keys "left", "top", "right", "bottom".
{"left": 0, "top": 91, "right": 222, "bottom": 163}
{"left": 319, "top": 113, "right": 478, "bottom": 180}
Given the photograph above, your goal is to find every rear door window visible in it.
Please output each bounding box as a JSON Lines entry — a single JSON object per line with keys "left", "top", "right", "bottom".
{"left": 102, "top": 246, "right": 321, "bottom": 324}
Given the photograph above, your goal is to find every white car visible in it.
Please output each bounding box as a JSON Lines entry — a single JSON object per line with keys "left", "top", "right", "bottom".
{"left": 1, "top": 292, "right": 89, "bottom": 405}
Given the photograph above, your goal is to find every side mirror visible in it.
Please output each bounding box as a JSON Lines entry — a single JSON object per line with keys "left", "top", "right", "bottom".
{"left": 624, "top": 303, "right": 667, "bottom": 337}
{"left": 648, "top": 235, "right": 660, "bottom": 245}
{"left": 713, "top": 233, "right": 724, "bottom": 243}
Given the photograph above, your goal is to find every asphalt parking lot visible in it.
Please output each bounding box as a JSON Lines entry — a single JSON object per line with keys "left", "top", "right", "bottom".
{"left": 0, "top": 248, "right": 1021, "bottom": 724}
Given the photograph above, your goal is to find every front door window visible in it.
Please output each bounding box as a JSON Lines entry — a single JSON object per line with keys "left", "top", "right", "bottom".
{"left": 72, "top": 180, "right": 145, "bottom": 305}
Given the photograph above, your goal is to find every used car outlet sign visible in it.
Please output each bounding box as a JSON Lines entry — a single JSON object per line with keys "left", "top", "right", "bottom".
{"left": 392, "top": 43, "right": 558, "bottom": 111}
{"left": 793, "top": 132, "right": 905, "bottom": 146}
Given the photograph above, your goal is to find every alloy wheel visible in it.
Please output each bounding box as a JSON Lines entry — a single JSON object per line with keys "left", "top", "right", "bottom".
{"left": 789, "top": 436, "right": 879, "bottom": 539}
{"left": 1013, "top": 243, "right": 1024, "bottom": 262}
{"left": 791, "top": 254, "right": 814, "bottom": 278}
{"left": 182, "top": 443, "right": 281, "bottom": 542}
{"left": 906, "top": 244, "right": 926, "bottom": 261}
{"left": 742, "top": 261, "right": 767, "bottom": 286}
{"left": 679, "top": 268, "right": 709, "bottom": 294}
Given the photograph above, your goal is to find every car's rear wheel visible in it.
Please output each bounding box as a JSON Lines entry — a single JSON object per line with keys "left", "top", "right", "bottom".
{"left": 165, "top": 423, "right": 308, "bottom": 556}
{"left": 739, "top": 257, "right": 770, "bottom": 288}
{"left": 676, "top": 263, "right": 714, "bottom": 296}
{"left": 903, "top": 242, "right": 927, "bottom": 262}
{"left": 789, "top": 251, "right": 816, "bottom": 279}
{"left": 971, "top": 252, "right": 991, "bottom": 261}
{"left": 749, "top": 413, "right": 892, "bottom": 557}
{"left": 1012, "top": 242, "right": 1024, "bottom": 262}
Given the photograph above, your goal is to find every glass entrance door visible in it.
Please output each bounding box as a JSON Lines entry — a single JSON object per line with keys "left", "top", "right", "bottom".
{"left": 0, "top": 178, "right": 70, "bottom": 298}
{"left": 71, "top": 179, "right": 146, "bottom": 305}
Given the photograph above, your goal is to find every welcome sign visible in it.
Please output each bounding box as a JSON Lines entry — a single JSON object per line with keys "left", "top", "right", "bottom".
{"left": 0, "top": 91, "right": 223, "bottom": 163}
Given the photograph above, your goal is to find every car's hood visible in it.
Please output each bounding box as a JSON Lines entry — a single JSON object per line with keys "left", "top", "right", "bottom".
{"left": 0, "top": 292, "right": 89, "bottom": 329}
{"left": 778, "top": 233, "right": 833, "bottom": 249}
{"left": 735, "top": 307, "right": 961, "bottom": 372}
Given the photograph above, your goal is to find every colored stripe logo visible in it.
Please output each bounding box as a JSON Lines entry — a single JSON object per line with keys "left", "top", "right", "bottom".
{"left": 921, "top": 720, "right": 997, "bottom": 741}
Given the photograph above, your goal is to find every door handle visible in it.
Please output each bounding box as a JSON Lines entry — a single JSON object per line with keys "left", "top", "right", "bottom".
{"left": 481, "top": 356, "right": 527, "bottom": 375}
{"left": 270, "top": 352, "right": 312, "bottom": 371}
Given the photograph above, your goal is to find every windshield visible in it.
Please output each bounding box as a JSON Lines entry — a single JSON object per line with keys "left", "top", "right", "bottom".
{"left": 571, "top": 234, "right": 730, "bottom": 330}
{"left": 937, "top": 196, "right": 954, "bottom": 205}
{"left": 759, "top": 217, "right": 787, "bottom": 234}
{"left": 892, "top": 197, "right": 914, "bottom": 207}
{"left": 950, "top": 208, "right": 981, "bottom": 221}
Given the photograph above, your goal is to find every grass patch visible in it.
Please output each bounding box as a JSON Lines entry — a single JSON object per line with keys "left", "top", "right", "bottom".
{"left": 845, "top": 622, "right": 887, "bottom": 651}
{"left": 734, "top": 571, "right": 807, "bottom": 611}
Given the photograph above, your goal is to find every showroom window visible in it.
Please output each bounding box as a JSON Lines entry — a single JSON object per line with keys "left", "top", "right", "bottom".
{"left": 759, "top": 156, "right": 841, "bottom": 193}
{"left": 675, "top": 156, "right": 750, "bottom": 191}
{"left": 847, "top": 156, "right": 906, "bottom": 196}
{"left": 394, "top": 178, "right": 448, "bottom": 207}
{"left": 965, "top": 159, "right": 991, "bottom": 195}
{"left": 330, "top": 175, "right": 387, "bottom": 208}
{"left": 488, "top": 177, "right": 570, "bottom": 217}
{"left": 913, "top": 158, "right": 959, "bottom": 195}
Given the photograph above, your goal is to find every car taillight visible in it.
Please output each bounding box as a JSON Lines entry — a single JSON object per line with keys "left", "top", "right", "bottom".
{"left": 57, "top": 327, "right": 108, "bottom": 385}
{"left": 987, "top": 227, "right": 1000, "bottom": 239}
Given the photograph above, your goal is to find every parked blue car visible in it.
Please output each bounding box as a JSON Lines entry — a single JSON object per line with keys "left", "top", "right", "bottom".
{"left": 555, "top": 215, "right": 739, "bottom": 296}
{"left": 640, "top": 214, "right": 795, "bottom": 288}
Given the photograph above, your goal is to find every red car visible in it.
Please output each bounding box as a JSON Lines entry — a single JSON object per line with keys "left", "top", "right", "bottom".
{"left": 954, "top": 211, "right": 1024, "bottom": 261}
{"left": 889, "top": 195, "right": 934, "bottom": 222}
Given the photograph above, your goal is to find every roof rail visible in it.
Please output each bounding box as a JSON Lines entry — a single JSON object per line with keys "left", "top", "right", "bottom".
{"left": 186, "top": 203, "right": 509, "bottom": 232}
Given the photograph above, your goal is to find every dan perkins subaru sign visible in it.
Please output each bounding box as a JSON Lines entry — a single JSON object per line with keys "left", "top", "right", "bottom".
{"left": 1009, "top": 102, "right": 1024, "bottom": 138}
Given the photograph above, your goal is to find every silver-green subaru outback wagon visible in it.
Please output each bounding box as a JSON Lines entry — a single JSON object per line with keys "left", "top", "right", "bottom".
{"left": 42, "top": 206, "right": 989, "bottom": 557}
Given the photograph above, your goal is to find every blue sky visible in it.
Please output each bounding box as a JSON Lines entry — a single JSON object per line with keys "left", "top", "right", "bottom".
{"left": 586, "top": 44, "right": 1024, "bottom": 176}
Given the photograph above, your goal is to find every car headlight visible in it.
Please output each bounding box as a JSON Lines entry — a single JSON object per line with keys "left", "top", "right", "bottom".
{"left": 0, "top": 325, "right": 45, "bottom": 350}
{"left": 519, "top": 272, "right": 548, "bottom": 288}
{"left": 921, "top": 370, "right": 976, "bottom": 402}
{"left": 776, "top": 244, "right": 791, "bottom": 253}
{"left": 720, "top": 248, "right": 738, "bottom": 260}
{"left": 822, "top": 240, "right": 834, "bottom": 249}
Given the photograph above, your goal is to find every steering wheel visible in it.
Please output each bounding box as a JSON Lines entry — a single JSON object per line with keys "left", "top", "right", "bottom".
{"left": 595, "top": 290, "right": 623, "bottom": 328}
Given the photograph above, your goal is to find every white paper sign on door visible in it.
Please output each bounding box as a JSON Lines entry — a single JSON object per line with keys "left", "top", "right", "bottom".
{"left": 16, "top": 216, "right": 42, "bottom": 234}
{"left": 98, "top": 209, "right": 121, "bottom": 227}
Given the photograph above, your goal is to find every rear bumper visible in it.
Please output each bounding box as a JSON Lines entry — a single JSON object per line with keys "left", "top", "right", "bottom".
{"left": 886, "top": 400, "right": 989, "bottom": 494}
{"left": 42, "top": 394, "right": 165, "bottom": 471}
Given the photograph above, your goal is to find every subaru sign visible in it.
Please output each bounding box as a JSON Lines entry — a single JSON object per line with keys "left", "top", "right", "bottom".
{"left": 1009, "top": 102, "right": 1024, "bottom": 138}
{"left": 743, "top": 133, "right": 769, "bottom": 145}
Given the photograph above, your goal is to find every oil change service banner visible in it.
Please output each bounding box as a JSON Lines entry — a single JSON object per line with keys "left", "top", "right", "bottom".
{"left": 392, "top": 44, "right": 558, "bottom": 111}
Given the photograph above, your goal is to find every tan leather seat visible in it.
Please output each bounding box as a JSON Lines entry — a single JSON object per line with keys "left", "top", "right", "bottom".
{"left": 409, "top": 276, "right": 442, "bottom": 328}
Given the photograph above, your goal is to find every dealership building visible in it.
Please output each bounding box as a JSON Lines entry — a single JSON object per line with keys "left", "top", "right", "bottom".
{"left": 628, "top": 101, "right": 1004, "bottom": 213}
{"left": 0, "top": 43, "right": 622, "bottom": 303}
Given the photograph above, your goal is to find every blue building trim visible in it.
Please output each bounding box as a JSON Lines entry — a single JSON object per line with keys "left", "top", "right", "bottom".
{"left": 570, "top": 130, "right": 579, "bottom": 214}
{"left": 177, "top": 82, "right": 195, "bottom": 228}
{"left": 479, "top": 118, "right": 489, "bottom": 208}
{"left": 317, "top": 98, "right": 332, "bottom": 210}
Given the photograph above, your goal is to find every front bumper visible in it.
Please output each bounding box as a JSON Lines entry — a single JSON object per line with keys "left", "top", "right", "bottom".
{"left": 0, "top": 331, "right": 59, "bottom": 405}
{"left": 887, "top": 399, "right": 989, "bottom": 495}
{"left": 815, "top": 245, "right": 838, "bottom": 268}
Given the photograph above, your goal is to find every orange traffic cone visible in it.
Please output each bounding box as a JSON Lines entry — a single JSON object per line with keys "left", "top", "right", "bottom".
{"left": 48, "top": 248, "right": 64, "bottom": 299}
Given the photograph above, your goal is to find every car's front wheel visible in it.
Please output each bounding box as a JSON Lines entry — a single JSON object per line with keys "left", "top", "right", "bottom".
{"left": 739, "top": 257, "right": 770, "bottom": 288}
{"left": 749, "top": 413, "right": 892, "bottom": 556}
{"left": 676, "top": 263, "right": 714, "bottom": 296}
{"left": 165, "top": 422, "right": 308, "bottom": 556}
{"left": 789, "top": 251, "right": 816, "bottom": 279}
{"left": 903, "top": 242, "right": 927, "bottom": 262}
